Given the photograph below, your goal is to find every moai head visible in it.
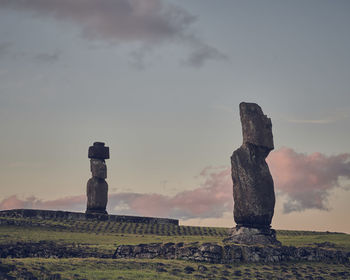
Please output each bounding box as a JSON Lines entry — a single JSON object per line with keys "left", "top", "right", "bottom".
{"left": 90, "top": 159, "right": 107, "bottom": 179}
{"left": 239, "top": 102, "right": 274, "bottom": 152}
{"left": 88, "top": 142, "right": 110, "bottom": 160}
{"left": 88, "top": 142, "right": 109, "bottom": 179}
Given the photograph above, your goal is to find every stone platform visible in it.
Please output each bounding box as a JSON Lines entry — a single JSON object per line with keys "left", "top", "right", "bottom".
{"left": 0, "top": 241, "right": 348, "bottom": 264}
{"left": 0, "top": 209, "right": 179, "bottom": 225}
{"left": 113, "top": 242, "right": 350, "bottom": 264}
{"left": 224, "top": 226, "right": 281, "bottom": 246}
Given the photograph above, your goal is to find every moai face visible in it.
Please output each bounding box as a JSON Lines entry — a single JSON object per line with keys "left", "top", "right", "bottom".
{"left": 239, "top": 102, "right": 274, "bottom": 151}
{"left": 90, "top": 159, "right": 107, "bottom": 179}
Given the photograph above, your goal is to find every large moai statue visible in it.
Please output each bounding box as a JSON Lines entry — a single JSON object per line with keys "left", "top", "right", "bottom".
{"left": 227, "top": 102, "right": 281, "bottom": 245}
{"left": 86, "top": 142, "right": 109, "bottom": 217}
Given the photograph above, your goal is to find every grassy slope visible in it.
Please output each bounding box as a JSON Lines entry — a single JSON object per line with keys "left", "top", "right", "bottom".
{"left": 3, "top": 258, "right": 350, "bottom": 280}
{"left": 1, "top": 216, "right": 350, "bottom": 279}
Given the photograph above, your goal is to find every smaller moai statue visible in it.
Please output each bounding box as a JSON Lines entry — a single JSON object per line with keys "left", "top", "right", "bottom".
{"left": 86, "top": 142, "right": 109, "bottom": 216}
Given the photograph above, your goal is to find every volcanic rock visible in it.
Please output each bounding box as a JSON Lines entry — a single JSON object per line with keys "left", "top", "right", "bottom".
{"left": 88, "top": 142, "right": 109, "bottom": 159}
{"left": 86, "top": 177, "right": 108, "bottom": 214}
{"left": 229, "top": 102, "right": 279, "bottom": 245}
{"left": 86, "top": 142, "right": 109, "bottom": 215}
{"left": 239, "top": 102, "right": 274, "bottom": 150}
{"left": 90, "top": 159, "right": 107, "bottom": 179}
{"left": 231, "top": 144, "right": 275, "bottom": 227}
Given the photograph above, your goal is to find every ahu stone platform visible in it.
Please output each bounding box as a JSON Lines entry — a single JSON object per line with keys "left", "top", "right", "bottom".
{"left": 113, "top": 242, "right": 350, "bottom": 264}
{"left": 0, "top": 241, "right": 348, "bottom": 264}
{"left": 0, "top": 209, "right": 179, "bottom": 225}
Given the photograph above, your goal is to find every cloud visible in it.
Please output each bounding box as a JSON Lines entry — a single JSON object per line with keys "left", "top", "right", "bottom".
{"left": 128, "top": 45, "right": 152, "bottom": 70}
{"left": 34, "top": 50, "right": 61, "bottom": 63}
{"left": 111, "top": 167, "right": 232, "bottom": 219}
{"left": 0, "top": 41, "right": 60, "bottom": 63}
{"left": 287, "top": 109, "right": 349, "bottom": 124}
{"left": 267, "top": 148, "right": 350, "bottom": 213}
{"left": 0, "top": 194, "right": 85, "bottom": 212}
{"left": 185, "top": 42, "right": 228, "bottom": 68}
{"left": 1, "top": 148, "right": 349, "bottom": 218}
{"left": 0, "top": 0, "right": 226, "bottom": 67}
{"left": 288, "top": 119, "right": 334, "bottom": 124}
{"left": 0, "top": 167, "right": 232, "bottom": 219}
{"left": 0, "top": 42, "right": 11, "bottom": 58}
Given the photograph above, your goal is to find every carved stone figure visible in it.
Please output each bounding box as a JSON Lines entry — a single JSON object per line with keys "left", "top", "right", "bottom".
{"left": 227, "top": 102, "right": 280, "bottom": 245}
{"left": 86, "top": 142, "right": 109, "bottom": 216}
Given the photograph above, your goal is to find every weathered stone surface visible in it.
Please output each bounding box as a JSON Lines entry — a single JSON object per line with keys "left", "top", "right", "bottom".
{"left": 86, "top": 142, "right": 109, "bottom": 215}
{"left": 90, "top": 159, "right": 107, "bottom": 179}
{"left": 0, "top": 241, "right": 110, "bottom": 259}
{"left": 88, "top": 142, "right": 109, "bottom": 159}
{"left": 230, "top": 102, "right": 277, "bottom": 245}
{"left": 0, "top": 239, "right": 348, "bottom": 264}
{"left": 240, "top": 102, "right": 274, "bottom": 150}
{"left": 86, "top": 177, "right": 108, "bottom": 214}
{"left": 113, "top": 242, "right": 350, "bottom": 264}
{"left": 231, "top": 144, "right": 275, "bottom": 227}
{"left": 224, "top": 226, "right": 281, "bottom": 246}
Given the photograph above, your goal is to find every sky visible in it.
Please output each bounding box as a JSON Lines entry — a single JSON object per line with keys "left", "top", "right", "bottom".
{"left": 0, "top": 0, "right": 349, "bottom": 233}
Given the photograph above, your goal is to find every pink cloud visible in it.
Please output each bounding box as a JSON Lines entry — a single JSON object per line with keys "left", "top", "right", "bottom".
{"left": 1, "top": 148, "right": 349, "bottom": 218}
{"left": 0, "top": 195, "right": 85, "bottom": 212}
{"left": 122, "top": 167, "right": 232, "bottom": 218}
{"left": 267, "top": 147, "right": 350, "bottom": 213}
{"left": 0, "top": 167, "right": 232, "bottom": 219}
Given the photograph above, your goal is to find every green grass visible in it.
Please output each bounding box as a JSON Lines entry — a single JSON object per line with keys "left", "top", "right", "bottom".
{"left": 0, "top": 217, "right": 227, "bottom": 235}
{"left": 277, "top": 231, "right": 350, "bottom": 251}
{"left": 2, "top": 216, "right": 350, "bottom": 250}
{"left": 1, "top": 216, "right": 350, "bottom": 279}
{"left": 2, "top": 258, "right": 350, "bottom": 280}
{"left": 0, "top": 225, "right": 225, "bottom": 254}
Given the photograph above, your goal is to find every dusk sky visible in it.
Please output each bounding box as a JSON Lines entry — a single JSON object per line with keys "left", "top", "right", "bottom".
{"left": 0, "top": 0, "right": 349, "bottom": 233}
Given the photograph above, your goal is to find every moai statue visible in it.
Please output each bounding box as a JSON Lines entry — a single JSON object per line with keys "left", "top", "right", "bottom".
{"left": 226, "top": 102, "right": 281, "bottom": 245}
{"left": 86, "top": 142, "right": 109, "bottom": 216}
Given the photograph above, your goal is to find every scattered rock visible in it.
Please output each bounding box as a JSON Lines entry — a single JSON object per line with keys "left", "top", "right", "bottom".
{"left": 49, "top": 273, "right": 62, "bottom": 280}
{"left": 170, "top": 268, "right": 181, "bottom": 275}
{"left": 184, "top": 266, "right": 195, "bottom": 274}
{"left": 314, "top": 242, "right": 336, "bottom": 248}
{"left": 193, "top": 274, "right": 205, "bottom": 279}
{"left": 156, "top": 267, "right": 167, "bottom": 273}
{"left": 198, "top": 265, "right": 208, "bottom": 273}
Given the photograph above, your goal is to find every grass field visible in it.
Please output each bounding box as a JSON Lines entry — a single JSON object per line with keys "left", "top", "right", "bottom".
{"left": 1, "top": 216, "right": 350, "bottom": 279}
{"left": 2, "top": 258, "right": 350, "bottom": 280}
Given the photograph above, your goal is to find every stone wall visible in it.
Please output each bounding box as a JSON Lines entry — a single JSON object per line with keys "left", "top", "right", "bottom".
{"left": 0, "top": 241, "right": 110, "bottom": 259}
{"left": 0, "top": 209, "right": 179, "bottom": 225}
{"left": 114, "top": 242, "right": 350, "bottom": 264}
{"left": 1, "top": 239, "right": 348, "bottom": 264}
